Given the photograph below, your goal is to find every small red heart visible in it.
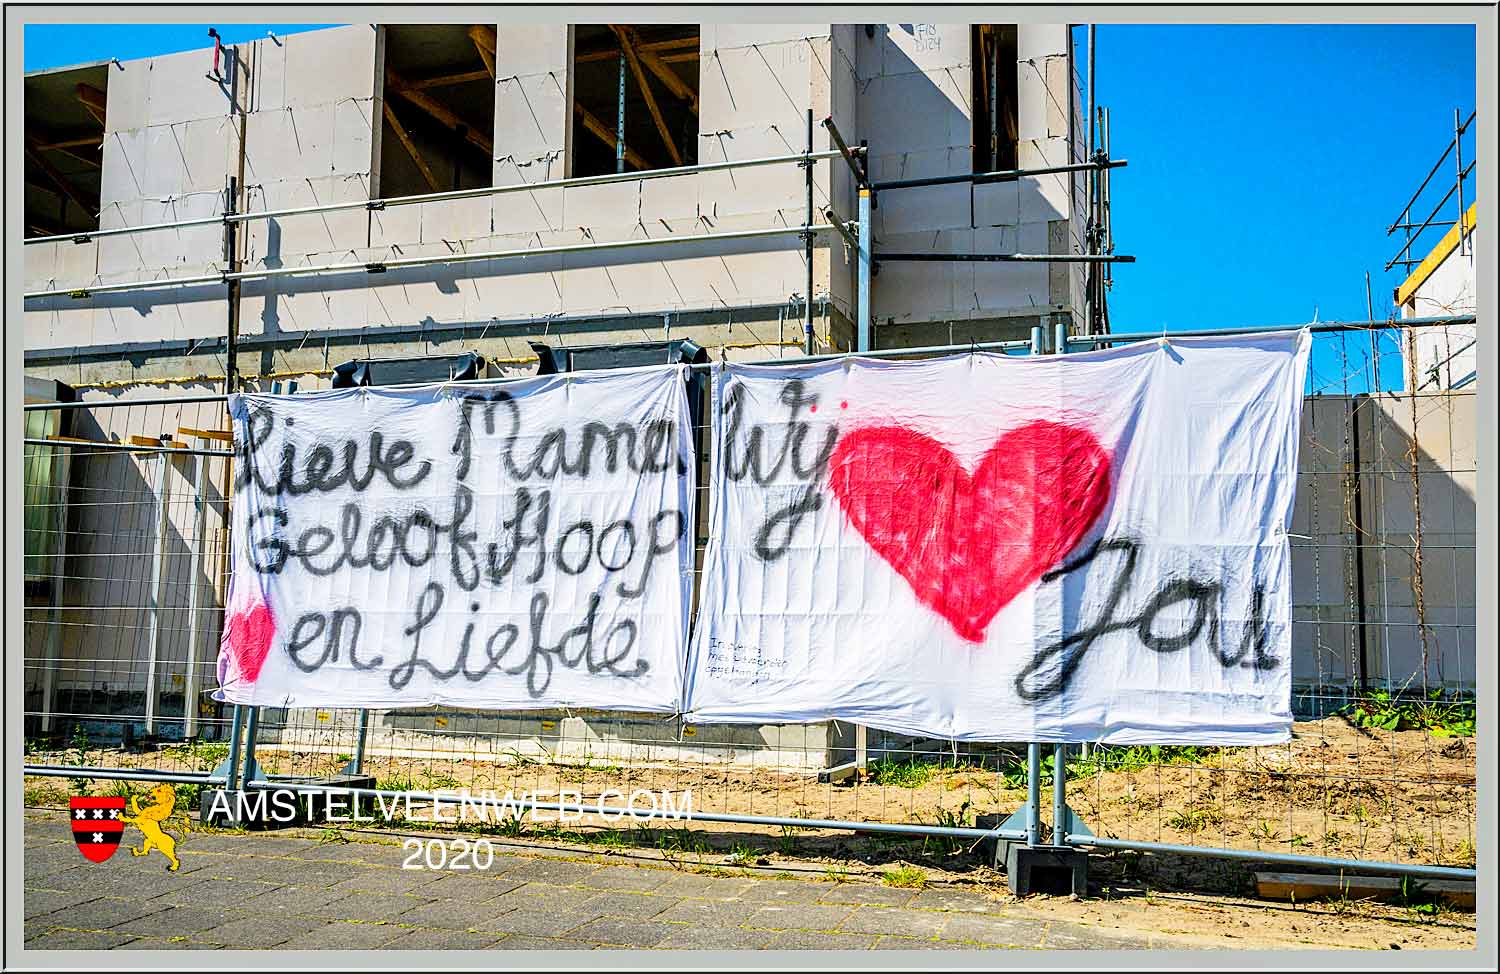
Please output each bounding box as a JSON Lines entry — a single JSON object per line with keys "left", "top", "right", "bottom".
{"left": 223, "top": 598, "right": 276, "bottom": 683}
{"left": 828, "top": 420, "right": 1112, "bottom": 643}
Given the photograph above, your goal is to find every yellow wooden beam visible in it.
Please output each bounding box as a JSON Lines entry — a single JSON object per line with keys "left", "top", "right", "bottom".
{"left": 1394, "top": 202, "right": 1477, "bottom": 308}
{"left": 178, "top": 427, "right": 234, "bottom": 443}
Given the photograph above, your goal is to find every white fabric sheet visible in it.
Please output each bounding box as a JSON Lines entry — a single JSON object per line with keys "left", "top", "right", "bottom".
{"left": 215, "top": 364, "right": 695, "bottom": 712}
{"left": 684, "top": 331, "right": 1312, "bottom": 744}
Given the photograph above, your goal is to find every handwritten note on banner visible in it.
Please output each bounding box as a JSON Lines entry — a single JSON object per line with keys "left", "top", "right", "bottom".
{"left": 215, "top": 365, "right": 695, "bottom": 712}
{"left": 684, "top": 331, "right": 1312, "bottom": 745}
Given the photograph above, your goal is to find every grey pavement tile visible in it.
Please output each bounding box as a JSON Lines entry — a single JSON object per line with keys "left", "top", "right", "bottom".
{"left": 656, "top": 924, "right": 776, "bottom": 949}
{"left": 270, "top": 859, "right": 369, "bottom": 886}
{"left": 312, "top": 891, "right": 435, "bottom": 922}
{"left": 840, "top": 905, "right": 951, "bottom": 938}
{"left": 395, "top": 897, "right": 510, "bottom": 930}
{"left": 937, "top": 913, "right": 1053, "bottom": 947}
{"left": 197, "top": 914, "right": 329, "bottom": 947}
{"left": 490, "top": 934, "right": 595, "bottom": 950}
{"left": 474, "top": 905, "right": 602, "bottom": 938}
{"left": 490, "top": 881, "right": 596, "bottom": 912}
{"left": 761, "top": 929, "right": 878, "bottom": 949}
{"left": 181, "top": 852, "right": 306, "bottom": 882}
{"left": 569, "top": 917, "right": 678, "bottom": 948}
{"left": 814, "top": 883, "right": 919, "bottom": 907}
{"left": 876, "top": 935, "right": 992, "bottom": 950}
{"left": 576, "top": 890, "right": 678, "bottom": 919}
{"left": 115, "top": 935, "right": 222, "bottom": 950}
{"left": 23, "top": 928, "right": 142, "bottom": 950}
{"left": 295, "top": 841, "right": 403, "bottom": 864}
{"left": 240, "top": 882, "right": 349, "bottom": 914}
{"left": 904, "top": 887, "right": 1005, "bottom": 913}
{"left": 150, "top": 876, "right": 283, "bottom": 908}
{"left": 655, "top": 898, "right": 757, "bottom": 926}
{"left": 278, "top": 920, "right": 408, "bottom": 949}
{"left": 30, "top": 895, "right": 173, "bottom": 932}
{"left": 735, "top": 878, "right": 830, "bottom": 904}
{"left": 500, "top": 857, "right": 602, "bottom": 885}
{"left": 576, "top": 863, "right": 677, "bottom": 892}
{"left": 110, "top": 904, "right": 245, "bottom": 938}
{"left": 328, "top": 865, "right": 446, "bottom": 894}
{"left": 416, "top": 872, "right": 523, "bottom": 902}
{"left": 24, "top": 886, "right": 103, "bottom": 918}
{"left": 381, "top": 927, "right": 507, "bottom": 950}
{"left": 652, "top": 873, "right": 757, "bottom": 901}
{"left": 744, "top": 902, "right": 855, "bottom": 931}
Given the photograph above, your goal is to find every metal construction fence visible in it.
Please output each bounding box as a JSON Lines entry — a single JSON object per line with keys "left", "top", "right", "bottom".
{"left": 22, "top": 317, "right": 1478, "bottom": 885}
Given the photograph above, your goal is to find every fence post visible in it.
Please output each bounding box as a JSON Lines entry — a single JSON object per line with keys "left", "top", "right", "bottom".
{"left": 222, "top": 704, "right": 245, "bottom": 789}
{"left": 1025, "top": 742, "right": 1042, "bottom": 846}
{"left": 1052, "top": 742, "right": 1068, "bottom": 844}
{"left": 182, "top": 446, "right": 211, "bottom": 738}
{"left": 241, "top": 706, "right": 263, "bottom": 783}
{"left": 39, "top": 439, "right": 72, "bottom": 734}
{"left": 143, "top": 442, "right": 173, "bottom": 737}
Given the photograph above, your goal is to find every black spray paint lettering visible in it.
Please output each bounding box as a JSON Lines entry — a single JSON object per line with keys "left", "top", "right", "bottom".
{"left": 235, "top": 406, "right": 432, "bottom": 497}
{"left": 1014, "top": 537, "right": 1280, "bottom": 702}
{"left": 452, "top": 390, "right": 680, "bottom": 483}
{"left": 387, "top": 584, "right": 647, "bottom": 697}
{"left": 721, "top": 380, "right": 838, "bottom": 561}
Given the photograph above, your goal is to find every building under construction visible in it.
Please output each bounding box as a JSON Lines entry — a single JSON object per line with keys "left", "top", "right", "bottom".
{"left": 21, "top": 24, "right": 1473, "bottom": 772}
{"left": 23, "top": 22, "right": 1116, "bottom": 389}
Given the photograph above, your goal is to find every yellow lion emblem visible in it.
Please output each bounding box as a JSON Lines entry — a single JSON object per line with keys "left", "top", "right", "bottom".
{"left": 120, "top": 783, "right": 182, "bottom": 871}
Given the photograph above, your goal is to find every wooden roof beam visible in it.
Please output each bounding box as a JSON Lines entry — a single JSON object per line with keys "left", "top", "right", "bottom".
{"left": 25, "top": 138, "right": 95, "bottom": 217}
{"left": 612, "top": 25, "right": 683, "bottom": 167}
{"left": 613, "top": 26, "right": 697, "bottom": 115}
{"left": 384, "top": 67, "right": 494, "bottom": 157}
{"left": 383, "top": 102, "right": 442, "bottom": 192}
{"left": 467, "top": 25, "right": 497, "bottom": 79}
{"left": 572, "top": 102, "right": 651, "bottom": 171}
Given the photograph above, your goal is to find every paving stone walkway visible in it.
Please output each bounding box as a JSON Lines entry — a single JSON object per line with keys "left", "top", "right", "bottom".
{"left": 23, "top": 809, "right": 1156, "bottom": 951}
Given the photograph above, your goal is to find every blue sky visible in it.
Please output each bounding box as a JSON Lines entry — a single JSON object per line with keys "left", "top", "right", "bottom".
{"left": 1077, "top": 23, "right": 1476, "bottom": 392}
{"left": 25, "top": 22, "right": 1476, "bottom": 391}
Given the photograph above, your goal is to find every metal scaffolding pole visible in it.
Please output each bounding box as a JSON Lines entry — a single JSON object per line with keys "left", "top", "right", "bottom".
{"left": 857, "top": 187, "right": 873, "bottom": 352}
{"left": 23, "top": 150, "right": 844, "bottom": 247}
{"left": 25, "top": 224, "right": 844, "bottom": 302}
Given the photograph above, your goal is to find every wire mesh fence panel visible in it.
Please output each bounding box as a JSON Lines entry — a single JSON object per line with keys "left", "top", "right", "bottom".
{"left": 21, "top": 330, "right": 1476, "bottom": 875}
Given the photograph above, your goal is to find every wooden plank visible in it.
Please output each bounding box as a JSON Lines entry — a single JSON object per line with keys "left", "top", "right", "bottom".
{"left": 612, "top": 25, "right": 682, "bottom": 167}
{"left": 74, "top": 82, "right": 108, "bottom": 126}
{"left": 1254, "top": 871, "right": 1474, "bottom": 910}
{"left": 467, "top": 25, "right": 496, "bottom": 79}
{"left": 576, "top": 35, "right": 697, "bottom": 63}
{"left": 385, "top": 67, "right": 494, "bottom": 157}
{"left": 383, "top": 102, "right": 442, "bottom": 192}
{"left": 24, "top": 140, "right": 94, "bottom": 216}
{"left": 178, "top": 427, "right": 234, "bottom": 443}
{"left": 573, "top": 102, "right": 651, "bottom": 170}
{"left": 617, "top": 26, "right": 697, "bottom": 115}
{"left": 403, "top": 68, "right": 492, "bottom": 91}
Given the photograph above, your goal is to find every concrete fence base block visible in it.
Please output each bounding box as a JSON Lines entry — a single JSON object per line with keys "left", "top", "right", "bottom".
{"left": 1006, "top": 844, "right": 1089, "bottom": 897}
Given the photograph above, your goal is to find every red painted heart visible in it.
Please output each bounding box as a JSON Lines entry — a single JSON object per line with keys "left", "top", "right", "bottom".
{"left": 222, "top": 598, "right": 277, "bottom": 683}
{"left": 827, "top": 420, "right": 1112, "bottom": 643}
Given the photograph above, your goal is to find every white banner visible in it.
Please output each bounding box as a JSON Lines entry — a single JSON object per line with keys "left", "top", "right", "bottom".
{"left": 216, "top": 364, "right": 695, "bottom": 712}
{"left": 684, "top": 331, "right": 1311, "bottom": 744}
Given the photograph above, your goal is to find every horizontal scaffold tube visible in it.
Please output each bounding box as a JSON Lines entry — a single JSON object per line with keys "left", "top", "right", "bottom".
{"left": 22, "top": 149, "right": 846, "bottom": 247}
{"left": 24, "top": 224, "right": 848, "bottom": 302}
